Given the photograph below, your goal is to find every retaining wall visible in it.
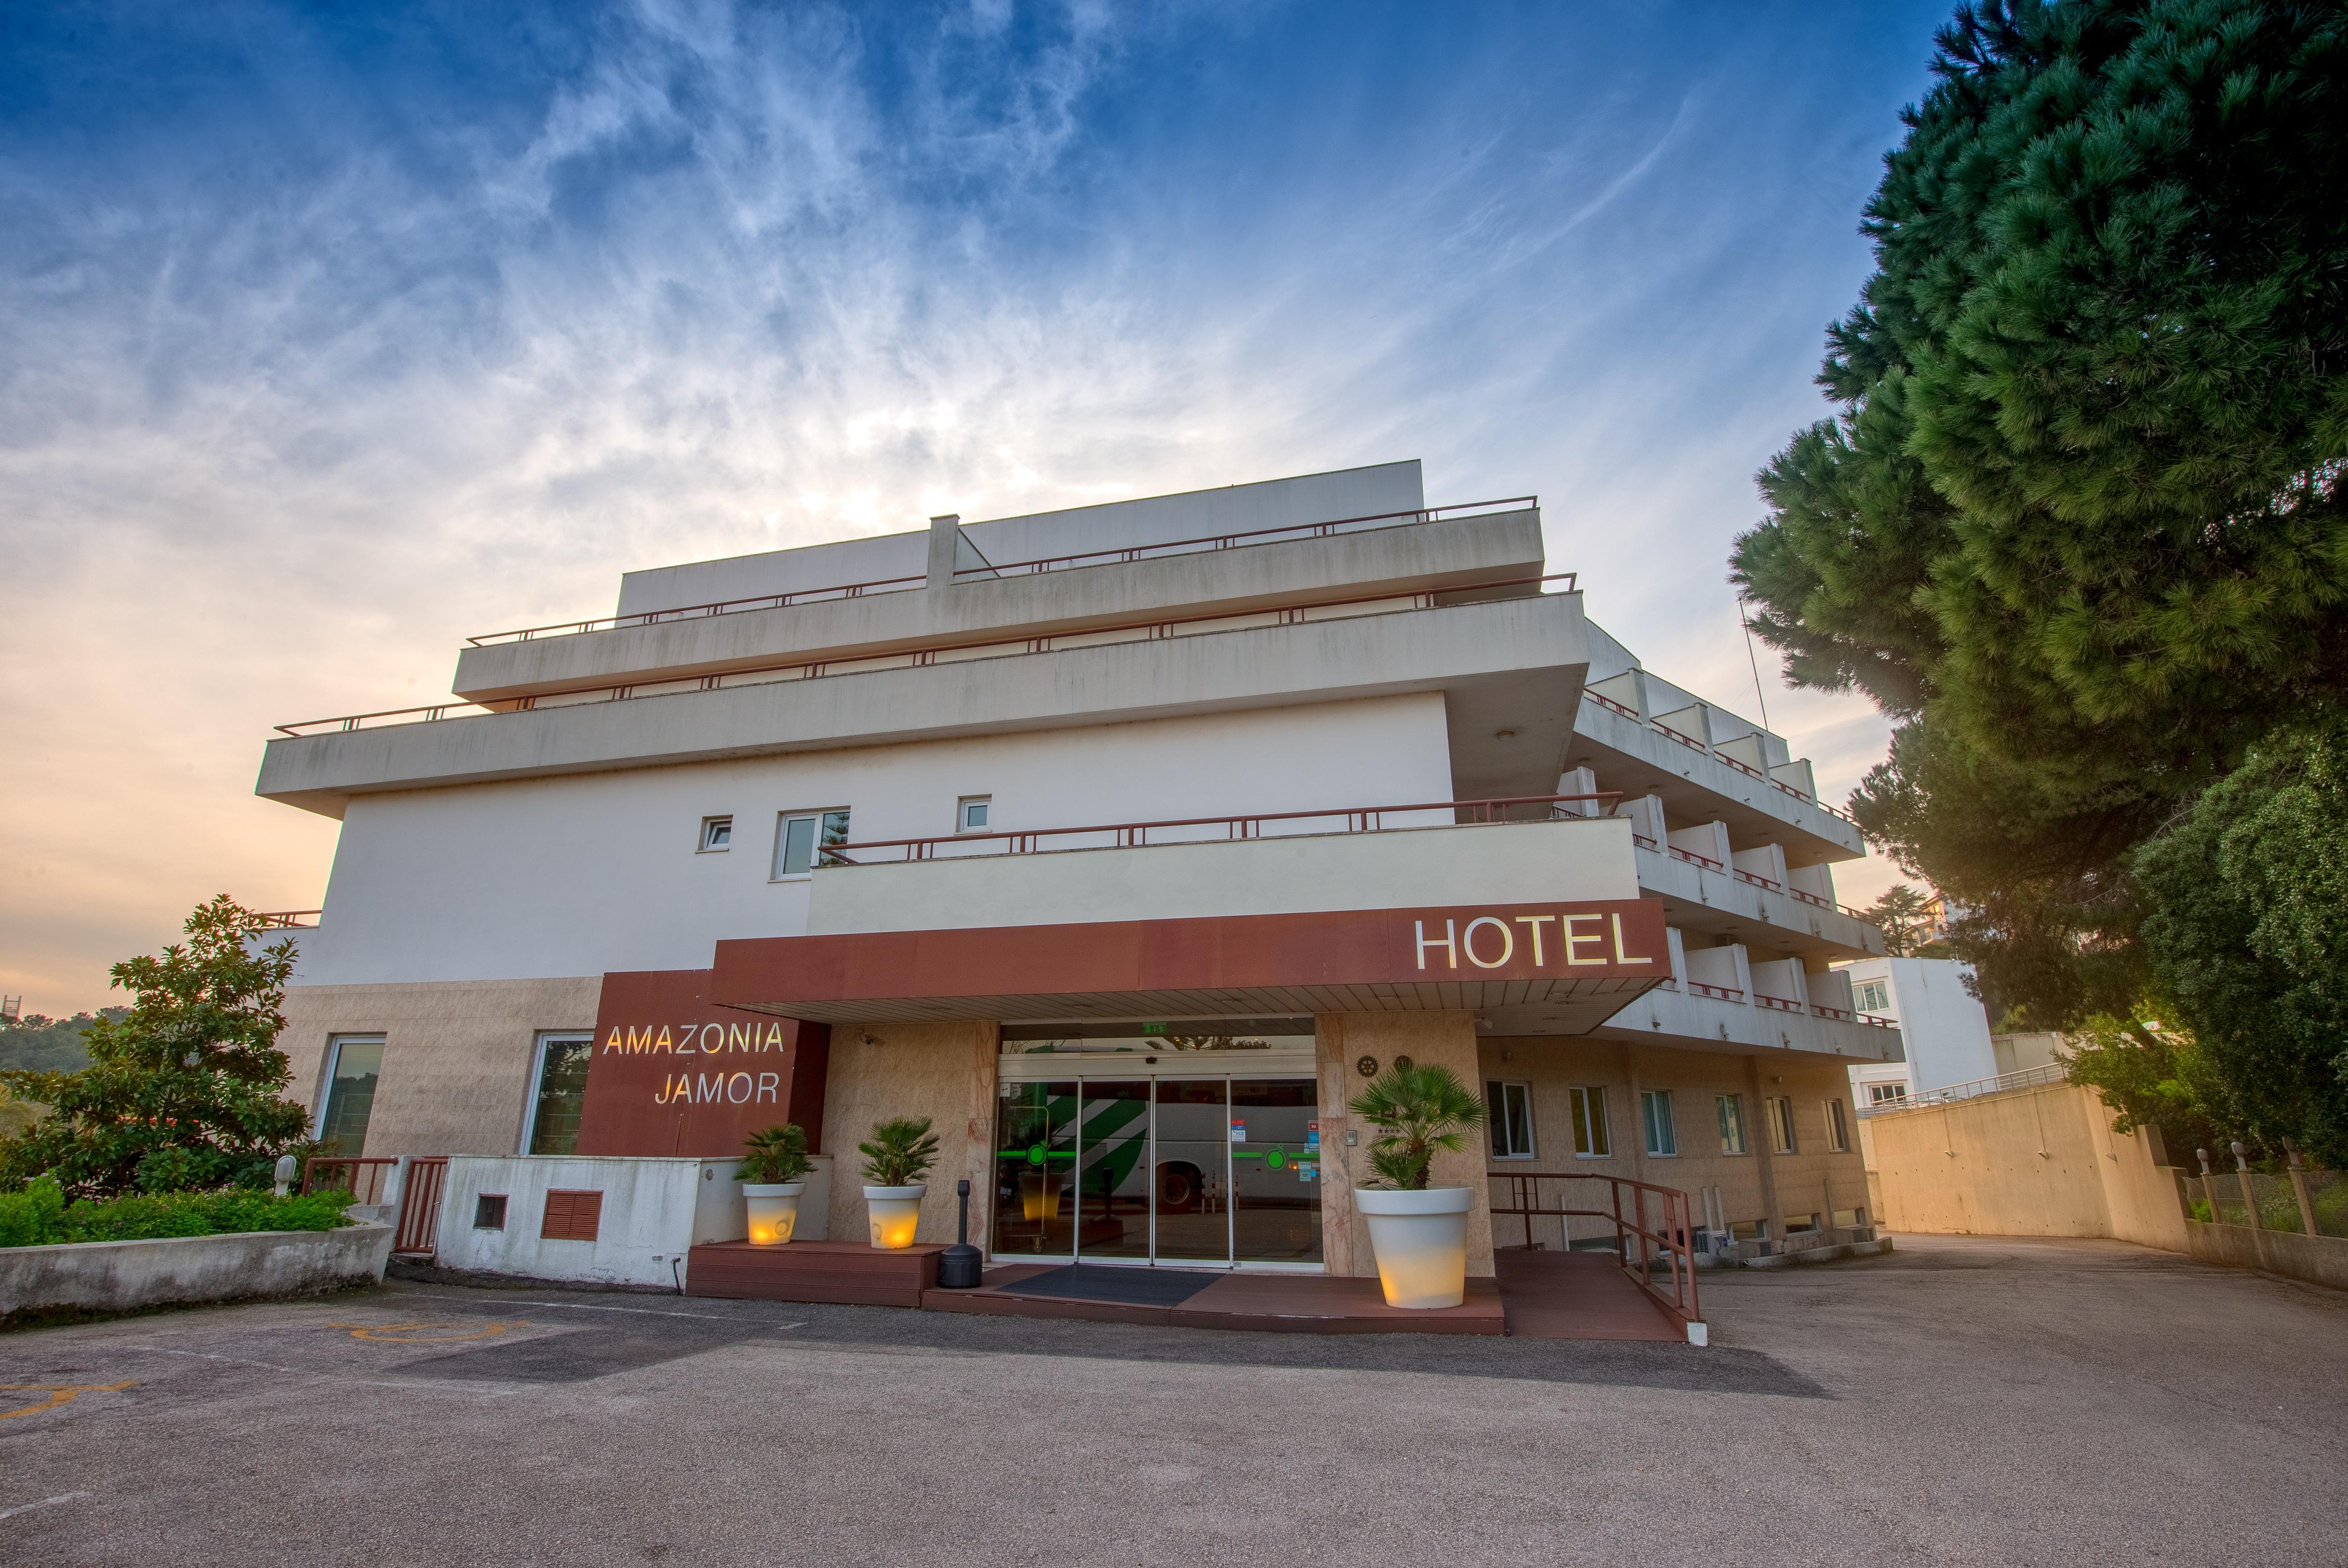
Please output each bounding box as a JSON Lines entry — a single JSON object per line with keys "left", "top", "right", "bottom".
{"left": 1, "top": 1223, "right": 394, "bottom": 1325}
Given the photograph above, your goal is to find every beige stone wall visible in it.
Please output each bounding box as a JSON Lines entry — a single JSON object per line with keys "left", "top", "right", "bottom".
{"left": 819, "top": 1020, "right": 998, "bottom": 1247}
{"left": 1866, "top": 1081, "right": 2188, "bottom": 1250}
{"left": 1317, "top": 1013, "right": 1496, "bottom": 1279}
{"left": 279, "top": 977, "right": 604, "bottom": 1158}
{"left": 1476, "top": 1036, "right": 1870, "bottom": 1246}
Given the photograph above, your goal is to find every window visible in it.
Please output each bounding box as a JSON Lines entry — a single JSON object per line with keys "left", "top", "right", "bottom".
{"left": 1824, "top": 1097, "right": 1851, "bottom": 1152}
{"left": 315, "top": 1035, "right": 384, "bottom": 1157}
{"left": 699, "top": 815, "right": 733, "bottom": 852}
{"left": 1486, "top": 1081, "right": 1536, "bottom": 1159}
{"left": 1868, "top": 1082, "right": 1909, "bottom": 1106}
{"left": 773, "top": 808, "right": 851, "bottom": 877}
{"left": 1641, "top": 1089, "right": 1676, "bottom": 1156}
{"left": 541, "top": 1189, "right": 603, "bottom": 1242}
{"left": 473, "top": 1194, "right": 508, "bottom": 1231}
{"left": 1569, "top": 1085, "right": 1611, "bottom": 1158}
{"left": 1768, "top": 1096, "right": 1798, "bottom": 1154}
{"left": 1854, "top": 979, "right": 1892, "bottom": 1014}
{"left": 524, "top": 1033, "right": 595, "bottom": 1156}
{"left": 957, "top": 796, "right": 991, "bottom": 832}
{"left": 1716, "top": 1093, "right": 1747, "bottom": 1155}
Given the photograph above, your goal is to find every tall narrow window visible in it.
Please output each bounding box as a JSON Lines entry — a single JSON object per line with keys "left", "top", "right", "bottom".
{"left": 1569, "top": 1085, "right": 1611, "bottom": 1158}
{"left": 525, "top": 1033, "right": 595, "bottom": 1156}
{"left": 1486, "top": 1081, "right": 1536, "bottom": 1159}
{"left": 1716, "top": 1093, "right": 1747, "bottom": 1155}
{"left": 1824, "top": 1097, "right": 1850, "bottom": 1153}
{"left": 1641, "top": 1089, "right": 1676, "bottom": 1156}
{"left": 774, "top": 808, "right": 851, "bottom": 877}
{"left": 1768, "top": 1096, "right": 1798, "bottom": 1154}
{"left": 316, "top": 1036, "right": 384, "bottom": 1157}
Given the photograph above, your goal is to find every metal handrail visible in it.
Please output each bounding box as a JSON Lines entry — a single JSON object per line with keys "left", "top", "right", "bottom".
{"left": 276, "top": 569, "right": 1580, "bottom": 738}
{"left": 1857, "top": 1061, "right": 2069, "bottom": 1117}
{"left": 1488, "top": 1171, "right": 1702, "bottom": 1332}
{"left": 464, "top": 496, "right": 1538, "bottom": 646}
{"left": 822, "top": 792, "right": 1625, "bottom": 864}
{"left": 1574, "top": 689, "right": 1860, "bottom": 827}
{"left": 251, "top": 910, "right": 320, "bottom": 929}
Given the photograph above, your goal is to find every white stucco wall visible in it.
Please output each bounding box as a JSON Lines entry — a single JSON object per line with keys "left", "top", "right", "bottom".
{"left": 1839, "top": 957, "right": 1996, "bottom": 1092}
{"left": 293, "top": 694, "right": 1454, "bottom": 987}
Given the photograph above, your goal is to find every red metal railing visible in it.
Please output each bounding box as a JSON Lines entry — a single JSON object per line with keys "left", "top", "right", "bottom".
{"left": 1488, "top": 1171, "right": 1701, "bottom": 1333}
{"left": 825, "top": 791, "right": 1625, "bottom": 864}
{"left": 1575, "top": 689, "right": 1860, "bottom": 827}
{"left": 277, "top": 569, "right": 1580, "bottom": 738}
{"left": 251, "top": 910, "right": 320, "bottom": 929}
{"left": 1685, "top": 979, "right": 1744, "bottom": 1002}
{"left": 1667, "top": 844, "right": 1725, "bottom": 872}
{"left": 303, "top": 1156, "right": 396, "bottom": 1206}
{"left": 1636, "top": 842, "right": 1875, "bottom": 923}
{"left": 395, "top": 1157, "right": 449, "bottom": 1257}
{"left": 464, "top": 497, "right": 1538, "bottom": 646}
{"left": 1754, "top": 993, "right": 1804, "bottom": 1014}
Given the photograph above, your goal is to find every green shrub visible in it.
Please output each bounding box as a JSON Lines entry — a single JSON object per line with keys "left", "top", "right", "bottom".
{"left": 0, "top": 1182, "right": 354, "bottom": 1248}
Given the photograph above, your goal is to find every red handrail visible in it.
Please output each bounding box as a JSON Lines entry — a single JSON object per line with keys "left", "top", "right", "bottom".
{"left": 823, "top": 792, "right": 1625, "bottom": 864}
{"left": 251, "top": 910, "right": 320, "bottom": 929}
{"left": 464, "top": 496, "right": 1539, "bottom": 646}
{"left": 276, "top": 570, "right": 1580, "bottom": 738}
{"left": 1488, "top": 1171, "right": 1702, "bottom": 1333}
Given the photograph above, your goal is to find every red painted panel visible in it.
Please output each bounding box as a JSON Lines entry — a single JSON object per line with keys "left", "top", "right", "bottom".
{"left": 710, "top": 900, "right": 1669, "bottom": 1010}
{"left": 575, "top": 969, "right": 832, "bottom": 1158}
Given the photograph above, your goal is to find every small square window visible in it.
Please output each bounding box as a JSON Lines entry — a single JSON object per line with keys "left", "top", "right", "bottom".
{"left": 1485, "top": 1081, "right": 1535, "bottom": 1159}
{"left": 957, "top": 795, "right": 991, "bottom": 832}
{"left": 699, "top": 816, "right": 733, "bottom": 852}
{"left": 473, "top": 1193, "right": 508, "bottom": 1230}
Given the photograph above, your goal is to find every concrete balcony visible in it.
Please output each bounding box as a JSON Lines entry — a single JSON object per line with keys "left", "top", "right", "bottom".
{"left": 257, "top": 592, "right": 1591, "bottom": 818}
{"left": 1569, "top": 692, "right": 1864, "bottom": 863}
{"left": 1631, "top": 839, "right": 1885, "bottom": 962}
{"left": 451, "top": 507, "right": 1546, "bottom": 703}
{"left": 1589, "top": 977, "right": 1904, "bottom": 1065}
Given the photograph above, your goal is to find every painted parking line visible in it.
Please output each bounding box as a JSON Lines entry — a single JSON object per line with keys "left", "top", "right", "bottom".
{"left": 323, "top": 1319, "right": 527, "bottom": 1343}
{"left": 0, "top": 1383, "right": 136, "bottom": 1421}
{"left": 0, "top": 1490, "right": 92, "bottom": 1522}
{"left": 396, "top": 1293, "right": 804, "bottom": 1328}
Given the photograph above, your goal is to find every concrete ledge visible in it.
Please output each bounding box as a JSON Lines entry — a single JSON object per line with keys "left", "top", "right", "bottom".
{"left": 2185, "top": 1220, "right": 2348, "bottom": 1291}
{"left": 1699, "top": 1236, "right": 1894, "bottom": 1270}
{"left": 1, "top": 1223, "right": 394, "bottom": 1327}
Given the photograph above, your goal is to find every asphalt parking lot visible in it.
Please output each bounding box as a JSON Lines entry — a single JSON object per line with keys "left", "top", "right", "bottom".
{"left": 2, "top": 1234, "right": 2341, "bottom": 1566}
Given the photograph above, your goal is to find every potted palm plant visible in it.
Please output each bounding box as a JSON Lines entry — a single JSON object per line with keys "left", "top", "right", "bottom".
{"left": 1349, "top": 1062, "right": 1486, "bottom": 1308}
{"left": 738, "top": 1123, "right": 812, "bottom": 1246}
{"left": 858, "top": 1115, "right": 940, "bottom": 1249}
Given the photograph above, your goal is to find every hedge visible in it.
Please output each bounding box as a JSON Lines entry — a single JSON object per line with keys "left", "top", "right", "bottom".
{"left": 0, "top": 1178, "right": 355, "bottom": 1249}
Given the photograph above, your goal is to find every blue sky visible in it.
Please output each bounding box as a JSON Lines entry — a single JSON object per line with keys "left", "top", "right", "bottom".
{"left": 0, "top": 1, "right": 1951, "bottom": 1010}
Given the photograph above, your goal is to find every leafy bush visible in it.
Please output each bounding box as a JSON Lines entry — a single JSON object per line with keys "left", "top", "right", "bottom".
{"left": 0, "top": 1178, "right": 353, "bottom": 1248}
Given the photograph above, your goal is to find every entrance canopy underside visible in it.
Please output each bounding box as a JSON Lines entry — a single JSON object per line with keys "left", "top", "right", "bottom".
{"left": 725, "top": 976, "right": 1658, "bottom": 1029}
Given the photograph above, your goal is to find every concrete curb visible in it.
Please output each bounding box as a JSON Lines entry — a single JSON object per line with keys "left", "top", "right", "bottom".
{"left": 2, "top": 1223, "right": 395, "bottom": 1328}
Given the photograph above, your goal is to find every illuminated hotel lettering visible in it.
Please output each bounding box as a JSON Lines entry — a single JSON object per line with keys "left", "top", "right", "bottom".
{"left": 1412, "top": 909, "right": 1657, "bottom": 970}
{"left": 652, "top": 1070, "right": 784, "bottom": 1106}
{"left": 604, "top": 1020, "right": 790, "bottom": 1055}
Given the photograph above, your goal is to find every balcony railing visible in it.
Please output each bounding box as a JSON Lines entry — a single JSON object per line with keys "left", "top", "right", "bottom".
{"left": 251, "top": 910, "right": 320, "bottom": 929}
{"left": 1856, "top": 1061, "right": 2067, "bottom": 1117}
{"left": 1577, "top": 688, "right": 1857, "bottom": 826}
{"left": 822, "top": 791, "right": 1624, "bottom": 864}
{"left": 1651, "top": 978, "right": 1895, "bottom": 1029}
{"left": 1631, "top": 840, "right": 1873, "bottom": 922}
{"left": 277, "top": 570, "right": 1580, "bottom": 739}
{"left": 464, "top": 497, "right": 1539, "bottom": 646}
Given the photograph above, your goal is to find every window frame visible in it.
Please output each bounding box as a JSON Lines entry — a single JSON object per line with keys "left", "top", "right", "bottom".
{"left": 1868, "top": 1082, "right": 1910, "bottom": 1106}
{"left": 1825, "top": 1097, "right": 1851, "bottom": 1152}
{"left": 1486, "top": 1080, "right": 1537, "bottom": 1160}
{"left": 520, "top": 1031, "right": 596, "bottom": 1156}
{"left": 956, "top": 795, "right": 992, "bottom": 833}
{"left": 1854, "top": 979, "right": 1892, "bottom": 1014}
{"left": 1641, "top": 1088, "right": 1677, "bottom": 1157}
{"left": 1568, "top": 1084, "right": 1612, "bottom": 1159}
{"left": 1716, "top": 1092, "right": 1748, "bottom": 1156}
{"left": 698, "top": 815, "right": 733, "bottom": 853}
{"left": 313, "top": 1033, "right": 387, "bottom": 1152}
{"left": 1768, "top": 1095, "right": 1798, "bottom": 1155}
{"left": 771, "top": 807, "right": 852, "bottom": 880}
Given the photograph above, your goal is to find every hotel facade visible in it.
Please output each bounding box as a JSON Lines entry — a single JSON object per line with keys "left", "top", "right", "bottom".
{"left": 257, "top": 461, "right": 1899, "bottom": 1281}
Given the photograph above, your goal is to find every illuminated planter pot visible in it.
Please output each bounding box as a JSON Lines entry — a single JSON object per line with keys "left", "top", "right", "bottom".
{"left": 862, "top": 1183, "right": 927, "bottom": 1250}
{"left": 1019, "top": 1172, "right": 1061, "bottom": 1221}
{"left": 1355, "top": 1186, "right": 1473, "bottom": 1309}
{"left": 742, "top": 1182, "right": 806, "bottom": 1247}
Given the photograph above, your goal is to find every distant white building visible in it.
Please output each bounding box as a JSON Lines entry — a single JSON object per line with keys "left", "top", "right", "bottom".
{"left": 1840, "top": 956, "right": 1996, "bottom": 1106}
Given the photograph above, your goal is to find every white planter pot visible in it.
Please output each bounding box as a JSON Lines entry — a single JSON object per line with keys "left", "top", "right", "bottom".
{"left": 862, "top": 1183, "right": 927, "bottom": 1250}
{"left": 1355, "top": 1185, "right": 1474, "bottom": 1309}
{"left": 742, "top": 1182, "right": 805, "bottom": 1247}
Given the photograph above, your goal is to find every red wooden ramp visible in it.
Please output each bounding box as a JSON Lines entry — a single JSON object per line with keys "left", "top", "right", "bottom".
{"left": 1492, "top": 1249, "right": 1683, "bottom": 1341}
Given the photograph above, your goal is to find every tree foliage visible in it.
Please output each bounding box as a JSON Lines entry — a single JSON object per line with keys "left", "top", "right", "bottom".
{"left": 0, "top": 1009, "right": 128, "bottom": 1075}
{"left": 1729, "top": 1, "right": 2348, "bottom": 1142}
{"left": 1349, "top": 1062, "right": 1485, "bottom": 1191}
{"left": 0, "top": 898, "right": 313, "bottom": 1199}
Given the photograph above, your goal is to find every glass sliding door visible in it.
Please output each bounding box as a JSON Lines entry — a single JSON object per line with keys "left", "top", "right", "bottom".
{"left": 1230, "top": 1078, "right": 1323, "bottom": 1264}
{"left": 1077, "top": 1080, "right": 1151, "bottom": 1260}
{"left": 992, "top": 1079, "right": 1078, "bottom": 1257}
{"left": 1151, "top": 1080, "right": 1231, "bottom": 1263}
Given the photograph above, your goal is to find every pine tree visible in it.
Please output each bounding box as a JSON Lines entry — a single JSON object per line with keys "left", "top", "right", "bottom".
{"left": 0, "top": 897, "right": 313, "bottom": 1198}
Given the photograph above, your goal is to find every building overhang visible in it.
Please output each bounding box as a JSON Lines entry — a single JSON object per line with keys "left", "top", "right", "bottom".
{"left": 709, "top": 900, "right": 1670, "bottom": 1029}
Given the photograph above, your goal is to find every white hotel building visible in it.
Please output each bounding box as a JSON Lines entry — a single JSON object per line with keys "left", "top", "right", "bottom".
{"left": 258, "top": 461, "right": 1899, "bottom": 1279}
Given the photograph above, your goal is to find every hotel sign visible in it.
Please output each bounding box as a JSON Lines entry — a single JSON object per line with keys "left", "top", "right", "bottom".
{"left": 574, "top": 969, "right": 831, "bottom": 1159}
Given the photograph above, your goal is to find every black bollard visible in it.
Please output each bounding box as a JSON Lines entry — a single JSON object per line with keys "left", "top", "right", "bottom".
{"left": 938, "top": 1177, "right": 982, "bottom": 1289}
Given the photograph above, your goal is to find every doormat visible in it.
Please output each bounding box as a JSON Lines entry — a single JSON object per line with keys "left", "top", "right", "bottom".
{"left": 995, "top": 1265, "right": 1220, "bottom": 1307}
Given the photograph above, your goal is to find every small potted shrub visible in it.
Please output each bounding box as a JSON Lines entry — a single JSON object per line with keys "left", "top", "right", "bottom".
{"left": 858, "top": 1116, "right": 940, "bottom": 1249}
{"left": 1349, "top": 1062, "right": 1486, "bottom": 1308}
{"left": 738, "top": 1124, "right": 813, "bottom": 1246}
